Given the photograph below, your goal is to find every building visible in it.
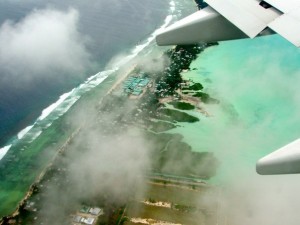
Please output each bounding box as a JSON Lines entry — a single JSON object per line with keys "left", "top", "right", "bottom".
{"left": 123, "top": 76, "right": 150, "bottom": 96}
{"left": 89, "top": 207, "right": 103, "bottom": 216}
{"left": 73, "top": 215, "right": 95, "bottom": 225}
{"left": 81, "top": 217, "right": 95, "bottom": 225}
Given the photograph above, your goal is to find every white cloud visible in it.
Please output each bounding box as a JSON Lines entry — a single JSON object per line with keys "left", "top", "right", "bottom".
{"left": 0, "top": 8, "right": 91, "bottom": 83}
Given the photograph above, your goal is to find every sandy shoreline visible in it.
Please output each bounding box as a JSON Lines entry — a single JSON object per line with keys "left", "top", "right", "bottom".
{"left": 107, "top": 64, "right": 137, "bottom": 95}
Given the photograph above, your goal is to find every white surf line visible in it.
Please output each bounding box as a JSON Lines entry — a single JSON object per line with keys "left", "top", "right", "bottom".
{"left": 0, "top": 145, "right": 12, "bottom": 160}
{"left": 38, "top": 92, "right": 73, "bottom": 121}
{"left": 12, "top": 71, "right": 108, "bottom": 145}
{"left": 0, "top": 70, "right": 113, "bottom": 160}
{"left": 17, "top": 125, "right": 34, "bottom": 139}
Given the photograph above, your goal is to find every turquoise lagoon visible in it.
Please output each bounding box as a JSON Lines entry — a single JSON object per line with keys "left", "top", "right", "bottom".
{"left": 173, "top": 35, "right": 300, "bottom": 183}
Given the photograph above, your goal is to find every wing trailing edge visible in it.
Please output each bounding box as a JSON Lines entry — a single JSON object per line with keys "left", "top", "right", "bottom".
{"left": 268, "top": 8, "right": 300, "bottom": 47}
{"left": 156, "top": 7, "right": 247, "bottom": 46}
{"left": 205, "top": 0, "right": 276, "bottom": 38}
{"left": 156, "top": 0, "right": 300, "bottom": 47}
{"left": 263, "top": 0, "right": 300, "bottom": 13}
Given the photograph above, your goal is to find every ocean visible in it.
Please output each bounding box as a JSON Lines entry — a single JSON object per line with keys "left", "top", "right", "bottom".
{"left": 0, "top": 0, "right": 197, "bottom": 216}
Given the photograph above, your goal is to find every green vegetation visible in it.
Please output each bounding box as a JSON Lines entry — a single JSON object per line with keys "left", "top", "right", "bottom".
{"left": 155, "top": 44, "right": 206, "bottom": 97}
{"left": 0, "top": 119, "right": 71, "bottom": 217}
{"left": 0, "top": 74, "right": 118, "bottom": 219}
{"left": 146, "top": 132, "right": 219, "bottom": 179}
{"left": 183, "top": 82, "right": 203, "bottom": 91}
{"left": 169, "top": 101, "right": 195, "bottom": 110}
{"left": 190, "top": 83, "right": 203, "bottom": 90}
{"left": 115, "top": 207, "right": 126, "bottom": 225}
{"left": 157, "top": 108, "right": 199, "bottom": 123}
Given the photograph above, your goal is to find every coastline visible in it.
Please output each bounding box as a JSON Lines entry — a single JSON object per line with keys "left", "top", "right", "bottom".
{"left": 0, "top": 4, "right": 177, "bottom": 214}
{"left": 0, "top": 1, "right": 217, "bottom": 223}
{"left": 0, "top": 127, "right": 81, "bottom": 223}
{"left": 0, "top": 62, "right": 139, "bottom": 222}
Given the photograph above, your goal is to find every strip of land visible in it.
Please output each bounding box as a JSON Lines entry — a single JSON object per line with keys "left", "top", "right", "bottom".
{"left": 0, "top": 43, "right": 221, "bottom": 225}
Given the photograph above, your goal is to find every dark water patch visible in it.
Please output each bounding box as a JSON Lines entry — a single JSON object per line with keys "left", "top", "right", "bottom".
{"left": 182, "top": 82, "right": 204, "bottom": 91}
{"left": 158, "top": 108, "right": 199, "bottom": 123}
{"left": 169, "top": 101, "right": 195, "bottom": 110}
{"left": 0, "top": 118, "right": 70, "bottom": 216}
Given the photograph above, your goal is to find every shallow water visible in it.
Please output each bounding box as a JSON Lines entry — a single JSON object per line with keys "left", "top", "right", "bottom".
{"left": 175, "top": 35, "right": 300, "bottom": 183}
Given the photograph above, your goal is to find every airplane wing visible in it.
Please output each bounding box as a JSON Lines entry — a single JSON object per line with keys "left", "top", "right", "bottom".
{"left": 256, "top": 139, "right": 300, "bottom": 175}
{"left": 156, "top": 0, "right": 300, "bottom": 47}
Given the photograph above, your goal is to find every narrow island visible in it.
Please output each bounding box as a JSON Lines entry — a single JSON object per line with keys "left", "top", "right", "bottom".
{"left": 0, "top": 42, "right": 221, "bottom": 225}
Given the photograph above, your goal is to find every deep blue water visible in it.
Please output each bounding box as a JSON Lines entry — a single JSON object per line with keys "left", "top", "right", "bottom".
{"left": 0, "top": 0, "right": 170, "bottom": 146}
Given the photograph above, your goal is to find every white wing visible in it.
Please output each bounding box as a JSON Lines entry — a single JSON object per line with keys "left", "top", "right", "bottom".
{"left": 256, "top": 139, "right": 300, "bottom": 175}
{"left": 156, "top": 0, "right": 300, "bottom": 47}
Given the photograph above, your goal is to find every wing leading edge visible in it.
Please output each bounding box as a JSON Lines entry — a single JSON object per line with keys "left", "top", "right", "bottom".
{"left": 156, "top": 0, "right": 300, "bottom": 47}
